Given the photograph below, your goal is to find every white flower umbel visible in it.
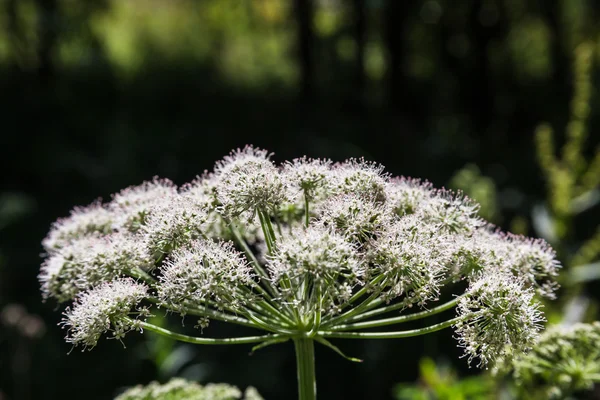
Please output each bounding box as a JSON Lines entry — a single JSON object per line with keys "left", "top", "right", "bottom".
{"left": 158, "top": 239, "right": 255, "bottom": 313}
{"left": 40, "top": 233, "right": 151, "bottom": 302}
{"left": 62, "top": 278, "right": 148, "bottom": 349}
{"left": 316, "top": 193, "right": 391, "bottom": 245}
{"left": 42, "top": 201, "right": 114, "bottom": 252}
{"left": 109, "top": 178, "right": 177, "bottom": 231}
{"left": 509, "top": 322, "right": 600, "bottom": 398}
{"left": 141, "top": 195, "right": 209, "bottom": 257}
{"left": 454, "top": 271, "right": 544, "bottom": 368}
{"left": 370, "top": 216, "right": 449, "bottom": 306}
{"left": 214, "top": 146, "right": 290, "bottom": 219}
{"left": 267, "top": 226, "right": 363, "bottom": 316}
{"left": 40, "top": 146, "right": 562, "bottom": 400}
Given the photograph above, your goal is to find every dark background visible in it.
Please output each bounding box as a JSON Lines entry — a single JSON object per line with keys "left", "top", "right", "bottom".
{"left": 1, "top": 0, "right": 599, "bottom": 399}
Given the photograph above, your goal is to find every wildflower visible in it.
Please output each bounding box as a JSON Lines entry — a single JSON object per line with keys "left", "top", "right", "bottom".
{"left": 331, "top": 159, "right": 388, "bottom": 202}
{"left": 115, "top": 378, "right": 263, "bottom": 400}
{"left": 282, "top": 157, "right": 332, "bottom": 202}
{"left": 40, "top": 233, "right": 151, "bottom": 302}
{"left": 315, "top": 193, "right": 391, "bottom": 245}
{"left": 511, "top": 322, "right": 600, "bottom": 398}
{"left": 370, "top": 215, "right": 449, "bottom": 305}
{"left": 158, "top": 239, "right": 255, "bottom": 314}
{"left": 42, "top": 200, "right": 114, "bottom": 252}
{"left": 214, "top": 146, "right": 290, "bottom": 219}
{"left": 454, "top": 271, "right": 544, "bottom": 368}
{"left": 267, "top": 226, "right": 363, "bottom": 314}
{"left": 386, "top": 177, "right": 433, "bottom": 217}
{"left": 61, "top": 278, "right": 148, "bottom": 349}
{"left": 109, "top": 178, "right": 177, "bottom": 231}
{"left": 141, "top": 195, "right": 209, "bottom": 257}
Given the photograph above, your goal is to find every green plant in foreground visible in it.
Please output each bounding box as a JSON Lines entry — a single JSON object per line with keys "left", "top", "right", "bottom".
{"left": 115, "top": 378, "right": 262, "bottom": 400}
{"left": 506, "top": 322, "right": 600, "bottom": 399}
{"left": 40, "top": 146, "right": 560, "bottom": 399}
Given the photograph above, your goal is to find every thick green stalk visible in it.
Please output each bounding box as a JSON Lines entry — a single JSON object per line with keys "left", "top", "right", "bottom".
{"left": 294, "top": 338, "right": 317, "bottom": 400}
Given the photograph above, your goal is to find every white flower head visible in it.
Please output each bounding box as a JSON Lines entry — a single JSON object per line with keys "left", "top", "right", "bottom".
{"left": 180, "top": 172, "right": 220, "bottom": 209}
{"left": 42, "top": 200, "right": 114, "bottom": 252}
{"left": 158, "top": 239, "right": 255, "bottom": 313}
{"left": 386, "top": 177, "right": 433, "bottom": 217}
{"left": 40, "top": 233, "right": 152, "bottom": 302}
{"left": 214, "top": 146, "right": 290, "bottom": 219}
{"left": 504, "top": 233, "right": 561, "bottom": 299}
{"left": 282, "top": 157, "right": 333, "bottom": 201}
{"left": 371, "top": 215, "right": 450, "bottom": 306}
{"left": 268, "top": 226, "right": 363, "bottom": 314}
{"left": 109, "top": 177, "right": 177, "bottom": 231}
{"left": 141, "top": 195, "right": 210, "bottom": 257}
{"left": 315, "top": 193, "right": 392, "bottom": 245}
{"left": 421, "top": 189, "right": 483, "bottom": 234}
{"left": 61, "top": 278, "right": 148, "bottom": 349}
{"left": 331, "top": 159, "right": 388, "bottom": 202}
{"left": 454, "top": 270, "right": 544, "bottom": 368}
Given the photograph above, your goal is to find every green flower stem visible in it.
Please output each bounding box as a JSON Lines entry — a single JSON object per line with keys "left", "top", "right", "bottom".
{"left": 321, "top": 278, "right": 386, "bottom": 328}
{"left": 258, "top": 210, "right": 276, "bottom": 254}
{"left": 304, "top": 192, "right": 310, "bottom": 227}
{"left": 127, "top": 268, "right": 157, "bottom": 286}
{"left": 347, "top": 294, "right": 465, "bottom": 324}
{"left": 346, "top": 275, "right": 385, "bottom": 305}
{"left": 232, "top": 286, "right": 294, "bottom": 327}
{"left": 136, "top": 319, "right": 283, "bottom": 345}
{"left": 243, "top": 311, "right": 295, "bottom": 334}
{"left": 294, "top": 338, "right": 317, "bottom": 400}
{"left": 307, "top": 285, "right": 323, "bottom": 336}
{"left": 319, "top": 317, "right": 461, "bottom": 339}
{"left": 148, "top": 298, "right": 257, "bottom": 329}
{"left": 329, "top": 298, "right": 460, "bottom": 331}
{"left": 229, "top": 223, "right": 278, "bottom": 298}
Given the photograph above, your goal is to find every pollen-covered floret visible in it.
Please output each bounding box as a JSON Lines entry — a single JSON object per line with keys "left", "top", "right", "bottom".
{"left": 42, "top": 201, "right": 114, "bottom": 252}
{"left": 158, "top": 239, "right": 255, "bottom": 313}
{"left": 61, "top": 278, "right": 148, "bottom": 349}
{"left": 454, "top": 270, "right": 544, "bottom": 368}
{"left": 109, "top": 178, "right": 177, "bottom": 231}
{"left": 214, "top": 146, "right": 290, "bottom": 218}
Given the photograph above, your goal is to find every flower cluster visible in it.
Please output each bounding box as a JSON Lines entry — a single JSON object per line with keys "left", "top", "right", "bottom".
{"left": 509, "top": 322, "right": 600, "bottom": 398}
{"left": 115, "top": 378, "right": 263, "bottom": 400}
{"left": 41, "top": 145, "right": 560, "bottom": 369}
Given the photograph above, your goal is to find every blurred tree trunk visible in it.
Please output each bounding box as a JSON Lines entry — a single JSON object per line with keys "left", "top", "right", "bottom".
{"left": 35, "top": 0, "right": 58, "bottom": 84}
{"left": 294, "top": 0, "right": 315, "bottom": 103}
{"left": 384, "top": 0, "right": 413, "bottom": 113}
{"left": 353, "top": 0, "right": 366, "bottom": 107}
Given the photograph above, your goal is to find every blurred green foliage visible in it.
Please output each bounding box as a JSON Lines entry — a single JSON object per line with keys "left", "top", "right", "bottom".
{"left": 394, "top": 358, "right": 495, "bottom": 400}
